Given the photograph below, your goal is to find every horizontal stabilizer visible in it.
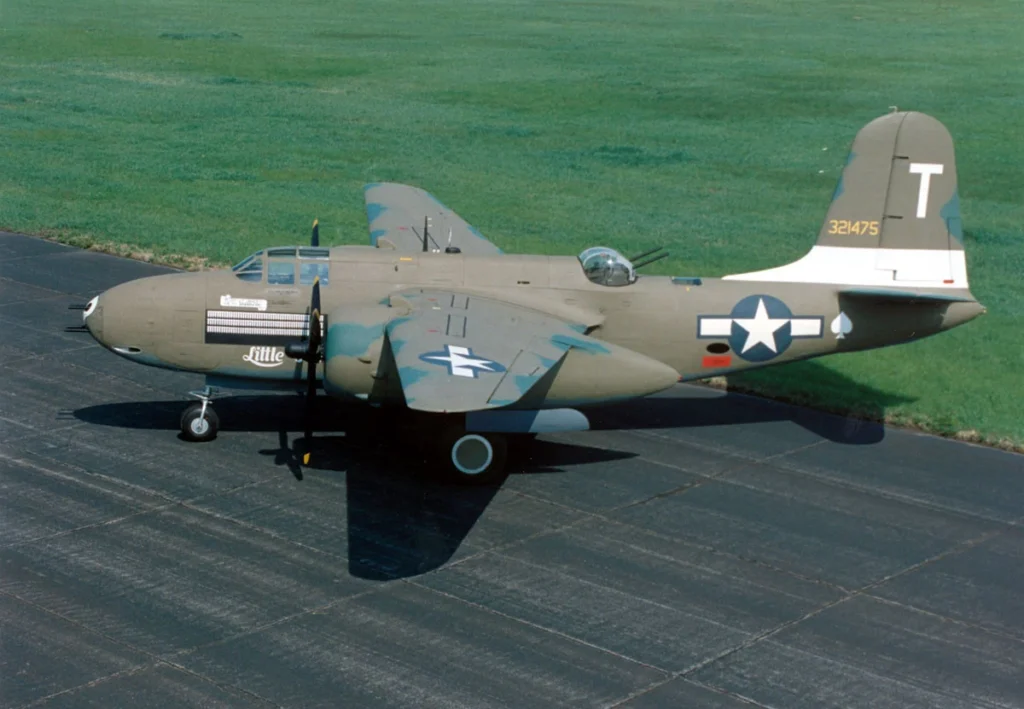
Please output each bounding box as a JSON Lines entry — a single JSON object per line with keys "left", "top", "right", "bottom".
{"left": 839, "top": 288, "right": 975, "bottom": 304}
{"left": 364, "top": 182, "right": 504, "bottom": 255}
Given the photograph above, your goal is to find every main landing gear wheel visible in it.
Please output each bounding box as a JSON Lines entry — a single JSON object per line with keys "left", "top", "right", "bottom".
{"left": 439, "top": 425, "right": 508, "bottom": 486}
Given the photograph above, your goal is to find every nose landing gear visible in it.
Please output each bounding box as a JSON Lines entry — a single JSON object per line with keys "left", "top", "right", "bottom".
{"left": 180, "top": 386, "right": 219, "bottom": 442}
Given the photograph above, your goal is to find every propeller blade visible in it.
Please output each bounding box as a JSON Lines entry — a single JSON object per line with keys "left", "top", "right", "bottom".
{"left": 301, "top": 275, "right": 322, "bottom": 466}
{"left": 303, "top": 358, "right": 316, "bottom": 465}
{"left": 308, "top": 277, "right": 322, "bottom": 354}
{"left": 311, "top": 219, "right": 320, "bottom": 247}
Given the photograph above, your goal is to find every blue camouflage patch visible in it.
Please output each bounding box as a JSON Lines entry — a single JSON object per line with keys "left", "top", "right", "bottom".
{"left": 940, "top": 189, "right": 963, "bottom": 243}
{"left": 515, "top": 373, "right": 540, "bottom": 394}
{"left": 327, "top": 322, "right": 383, "bottom": 358}
{"left": 365, "top": 202, "right": 387, "bottom": 224}
{"left": 550, "top": 334, "right": 609, "bottom": 355}
{"left": 397, "top": 366, "right": 430, "bottom": 388}
{"left": 831, "top": 150, "right": 855, "bottom": 202}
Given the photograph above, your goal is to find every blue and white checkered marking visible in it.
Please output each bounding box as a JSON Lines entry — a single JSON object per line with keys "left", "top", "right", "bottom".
{"left": 698, "top": 295, "right": 823, "bottom": 363}
{"left": 419, "top": 344, "right": 507, "bottom": 378}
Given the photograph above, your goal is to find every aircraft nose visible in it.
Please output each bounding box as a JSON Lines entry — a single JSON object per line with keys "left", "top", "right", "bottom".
{"left": 83, "top": 295, "right": 103, "bottom": 343}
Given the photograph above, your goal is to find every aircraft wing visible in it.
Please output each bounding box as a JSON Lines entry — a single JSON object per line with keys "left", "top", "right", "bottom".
{"left": 385, "top": 289, "right": 595, "bottom": 412}
{"left": 364, "top": 182, "right": 505, "bottom": 255}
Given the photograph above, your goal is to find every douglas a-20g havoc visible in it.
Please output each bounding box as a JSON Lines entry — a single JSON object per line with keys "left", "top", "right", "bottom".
{"left": 76, "top": 111, "right": 984, "bottom": 483}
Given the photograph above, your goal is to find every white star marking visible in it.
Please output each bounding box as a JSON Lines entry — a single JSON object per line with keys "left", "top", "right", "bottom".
{"left": 422, "top": 345, "right": 500, "bottom": 378}
{"left": 732, "top": 298, "right": 789, "bottom": 354}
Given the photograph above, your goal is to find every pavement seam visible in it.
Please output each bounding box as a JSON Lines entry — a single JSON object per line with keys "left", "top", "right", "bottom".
{"left": 422, "top": 509, "right": 598, "bottom": 575}
{"left": 0, "top": 274, "right": 76, "bottom": 296}
{"left": 174, "top": 494, "right": 353, "bottom": 565}
{"left": 1, "top": 589, "right": 281, "bottom": 709}
{"left": 0, "top": 413, "right": 82, "bottom": 438}
{"left": 0, "top": 421, "right": 90, "bottom": 447}
{"left": 494, "top": 518, "right": 846, "bottom": 604}
{"left": 668, "top": 677, "right": 775, "bottom": 708}
{"left": 0, "top": 314, "right": 93, "bottom": 347}
{"left": 606, "top": 676, "right": 773, "bottom": 709}
{"left": 0, "top": 251, "right": 77, "bottom": 267}
{"left": 2, "top": 569, "right": 387, "bottom": 707}
{"left": 726, "top": 458, "right": 1022, "bottom": 528}
{"left": 14, "top": 662, "right": 154, "bottom": 709}
{"left": 507, "top": 490, "right": 851, "bottom": 594}
{"left": 0, "top": 293, "right": 71, "bottom": 311}
{"left": 156, "top": 584, "right": 389, "bottom": 662}
{"left": 405, "top": 578, "right": 673, "bottom": 676}
{"left": 605, "top": 525, "right": 1006, "bottom": 708}
{"left": 864, "top": 588, "right": 1024, "bottom": 646}
{"left": 2, "top": 351, "right": 192, "bottom": 403}
{"left": 16, "top": 658, "right": 282, "bottom": 709}
{"left": 0, "top": 345, "right": 97, "bottom": 369}
{"left": 621, "top": 426, "right": 815, "bottom": 467}
{"left": 486, "top": 549, "right": 754, "bottom": 634}
{"left": 0, "top": 449, "right": 285, "bottom": 549}
{"left": 616, "top": 439, "right": 829, "bottom": 510}
{"left": 742, "top": 634, "right": 1016, "bottom": 709}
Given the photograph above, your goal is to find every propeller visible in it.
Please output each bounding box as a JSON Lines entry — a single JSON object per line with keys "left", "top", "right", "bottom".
{"left": 285, "top": 274, "right": 323, "bottom": 465}
{"left": 283, "top": 219, "right": 326, "bottom": 463}
{"left": 302, "top": 277, "right": 323, "bottom": 464}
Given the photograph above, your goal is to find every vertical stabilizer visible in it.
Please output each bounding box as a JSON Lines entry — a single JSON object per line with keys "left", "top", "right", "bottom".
{"left": 725, "top": 111, "right": 968, "bottom": 290}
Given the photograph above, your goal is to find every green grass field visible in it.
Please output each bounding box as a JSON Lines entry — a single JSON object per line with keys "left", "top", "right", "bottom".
{"left": 2, "top": 0, "right": 1022, "bottom": 448}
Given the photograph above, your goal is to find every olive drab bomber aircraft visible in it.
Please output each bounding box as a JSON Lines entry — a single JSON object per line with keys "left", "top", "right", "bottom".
{"left": 76, "top": 111, "right": 984, "bottom": 484}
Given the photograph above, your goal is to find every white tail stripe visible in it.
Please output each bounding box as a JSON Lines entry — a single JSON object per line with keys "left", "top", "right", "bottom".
{"left": 723, "top": 246, "right": 967, "bottom": 288}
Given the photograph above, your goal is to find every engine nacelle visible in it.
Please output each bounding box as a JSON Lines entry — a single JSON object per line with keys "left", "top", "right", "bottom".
{"left": 321, "top": 305, "right": 398, "bottom": 401}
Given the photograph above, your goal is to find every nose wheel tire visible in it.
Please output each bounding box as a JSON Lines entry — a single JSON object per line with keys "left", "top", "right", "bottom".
{"left": 439, "top": 426, "right": 508, "bottom": 486}
{"left": 180, "top": 402, "right": 219, "bottom": 442}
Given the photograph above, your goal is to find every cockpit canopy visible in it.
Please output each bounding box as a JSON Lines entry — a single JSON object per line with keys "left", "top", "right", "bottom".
{"left": 578, "top": 246, "right": 636, "bottom": 287}
{"left": 231, "top": 246, "right": 330, "bottom": 285}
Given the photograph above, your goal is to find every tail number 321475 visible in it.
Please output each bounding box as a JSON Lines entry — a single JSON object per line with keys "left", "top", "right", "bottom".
{"left": 827, "top": 219, "right": 879, "bottom": 236}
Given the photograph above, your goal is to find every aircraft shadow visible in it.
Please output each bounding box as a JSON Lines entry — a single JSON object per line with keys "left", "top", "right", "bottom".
{"left": 72, "top": 362, "right": 909, "bottom": 579}
{"left": 270, "top": 432, "right": 632, "bottom": 580}
{"left": 585, "top": 359, "right": 914, "bottom": 446}
{"left": 71, "top": 397, "right": 634, "bottom": 581}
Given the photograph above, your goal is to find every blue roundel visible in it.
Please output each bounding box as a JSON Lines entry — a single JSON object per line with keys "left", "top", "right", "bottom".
{"left": 728, "top": 294, "right": 794, "bottom": 363}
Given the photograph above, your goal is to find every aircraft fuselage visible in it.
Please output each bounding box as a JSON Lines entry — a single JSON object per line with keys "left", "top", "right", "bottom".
{"left": 83, "top": 245, "right": 982, "bottom": 410}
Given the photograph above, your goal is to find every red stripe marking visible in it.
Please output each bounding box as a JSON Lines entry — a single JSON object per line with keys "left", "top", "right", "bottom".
{"left": 702, "top": 355, "right": 732, "bottom": 368}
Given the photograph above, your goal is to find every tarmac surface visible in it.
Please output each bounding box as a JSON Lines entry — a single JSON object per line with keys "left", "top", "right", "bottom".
{"left": 1, "top": 230, "right": 1022, "bottom": 708}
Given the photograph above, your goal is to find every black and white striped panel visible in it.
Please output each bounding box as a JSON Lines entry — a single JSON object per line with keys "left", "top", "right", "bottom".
{"left": 205, "top": 310, "right": 326, "bottom": 345}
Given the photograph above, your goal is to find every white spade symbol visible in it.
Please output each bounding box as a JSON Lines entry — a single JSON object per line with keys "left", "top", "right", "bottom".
{"left": 830, "top": 311, "right": 853, "bottom": 339}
